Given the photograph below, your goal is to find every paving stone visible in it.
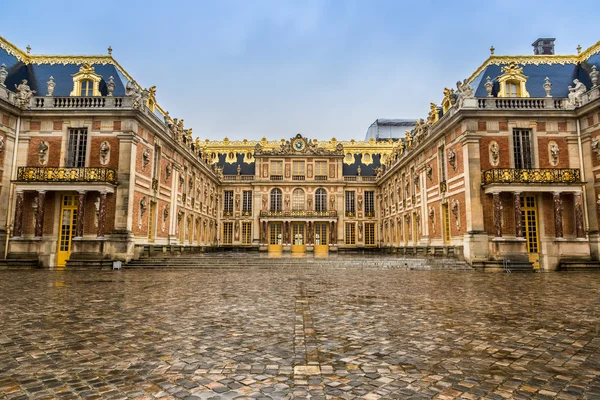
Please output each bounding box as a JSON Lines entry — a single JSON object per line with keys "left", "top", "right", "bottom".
{"left": 0, "top": 269, "right": 599, "bottom": 398}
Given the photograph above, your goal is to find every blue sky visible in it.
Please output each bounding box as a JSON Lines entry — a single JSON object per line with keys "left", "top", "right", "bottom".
{"left": 2, "top": 0, "right": 599, "bottom": 140}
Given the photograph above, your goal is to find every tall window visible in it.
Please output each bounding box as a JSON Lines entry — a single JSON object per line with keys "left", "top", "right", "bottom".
{"left": 438, "top": 147, "right": 447, "bottom": 182}
{"left": 79, "top": 80, "right": 93, "bottom": 96}
{"left": 292, "top": 188, "right": 305, "bottom": 211}
{"left": 223, "top": 190, "right": 234, "bottom": 214}
{"left": 365, "top": 191, "right": 375, "bottom": 216}
{"left": 315, "top": 188, "right": 327, "bottom": 212}
{"left": 270, "top": 160, "right": 283, "bottom": 179}
{"left": 153, "top": 145, "right": 161, "bottom": 181}
{"left": 513, "top": 129, "right": 533, "bottom": 169}
{"left": 242, "top": 222, "right": 252, "bottom": 244}
{"left": 315, "top": 161, "right": 327, "bottom": 180}
{"left": 222, "top": 222, "right": 233, "bottom": 244}
{"left": 345, "top": 191, "right": 356, "bottom": 216}
{"left": 345, "top": 223, "right": 356, "bottom": 245}
{"left": 66, "top": 128, "right": 88, "bottom": 167}
{"left": 270, "top": 188, "right": 282, "bottom": 212}
{"left": 242, "top": 190, "right": 252, "bottom": 215}
{"left": 365, "top": 223, "right": 375, "bottom": 246}
{"left": 292, "top": 161, "right": 305, "bottom": 179}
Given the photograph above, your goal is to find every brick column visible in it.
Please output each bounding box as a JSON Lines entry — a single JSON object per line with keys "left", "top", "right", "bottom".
{"left": 574, "top": 192, "right": 585, "bottom": 238}
{"left": 75, "top": 191, "right": 86, "bottom": 238}
{"left": 34, "top": 191, "right": 46, "bottom": 238}
{"left": 553, "top": 192, "right": 563, "bottom": 239}
{"left": 514, "top": 192, "right": 523, "bottom": 238}
{"left": 493, "top": 192, "right": 502, "bottom": 238}
{"left": 13, "top": 190, "right": 24, "bottom": 237}
{"left": 97, "top": 192, "right": 108, "bottom": 238}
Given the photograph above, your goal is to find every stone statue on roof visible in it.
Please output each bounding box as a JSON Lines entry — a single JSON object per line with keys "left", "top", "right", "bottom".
{"left": 566, "top": 79, "right": 587, "bottom": 109}
{"left": 456, "top": 79, "right": 474, "bottom": 108}
{"left": 15, "top": 79, "right": 35, "bottom": 109}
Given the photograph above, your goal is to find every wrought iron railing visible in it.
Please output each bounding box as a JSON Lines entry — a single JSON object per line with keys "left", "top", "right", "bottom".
{"left": 482, "top": 168, "right": 581, "bottom": 185}
{"left": 259, "top": 210, "right": 337, "bottom": 218}
{"left": 16, "top": 167, "right": 117, "bottom": 184}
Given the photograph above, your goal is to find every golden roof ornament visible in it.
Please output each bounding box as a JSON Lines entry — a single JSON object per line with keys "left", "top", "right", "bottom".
{"left": 108, "top": 46, "right": 112, "bottom": 56}
{"left": 577, "top": 44, "right": 582, "bottom": 54}
{"left": 490, "top": 46, "right": 495, "bottom": 55}
{"left": 26, "top": 45, "right": 31, "bottom": 54}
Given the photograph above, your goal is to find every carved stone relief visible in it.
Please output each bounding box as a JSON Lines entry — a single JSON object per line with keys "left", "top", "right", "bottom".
{"left": 447, "top": 148, "right": 457, "bottom": 171}
{"left": 451, "top": 199, "right": 460, "bottom": 229}
{"left": 100, "top": 141, "right": 110, "bottom": 165}
{"left": 38, "top": 141, "right": 49, "bottom": 165}
{"left": 548, "top": 141, "right": 559, "bottom": 167}
{"left": 142, "top": 149, "right": 150, "bottom": 170}
{"left": 429, "top": 206, "right": 435, "bottom": 233}
{"left": 489, "top": 141, "right": 499, "bottom": 167}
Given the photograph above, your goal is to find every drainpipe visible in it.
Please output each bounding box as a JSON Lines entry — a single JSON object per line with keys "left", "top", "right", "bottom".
{"left": 4, "top": 116, "right": 21, "bottom": 259}
{"left": 576, "top": 117, "right": 590, "bottom": 233}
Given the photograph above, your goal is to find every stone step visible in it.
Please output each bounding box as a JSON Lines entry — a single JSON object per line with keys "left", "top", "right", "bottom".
{"left": 0, "top": 259, "right": 40, "bottom": 269}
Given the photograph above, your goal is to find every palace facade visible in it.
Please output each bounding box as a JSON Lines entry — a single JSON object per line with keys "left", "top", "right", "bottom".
{"left": 0, "top": 36, "right": 599, "bottom": 270}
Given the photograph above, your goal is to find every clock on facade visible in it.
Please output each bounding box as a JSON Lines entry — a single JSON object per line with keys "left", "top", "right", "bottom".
{"left": 292, "top": 138, "right": 305, "bottom": 151}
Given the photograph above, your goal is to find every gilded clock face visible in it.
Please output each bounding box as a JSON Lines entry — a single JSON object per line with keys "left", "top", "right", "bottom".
{"left": 293, "top": 139, "right": 305, "bottom": 151}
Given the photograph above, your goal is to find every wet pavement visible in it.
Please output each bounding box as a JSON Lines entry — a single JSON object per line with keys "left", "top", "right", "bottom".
{"left": 0, "top": 267, "right": 599, "bottom": 399}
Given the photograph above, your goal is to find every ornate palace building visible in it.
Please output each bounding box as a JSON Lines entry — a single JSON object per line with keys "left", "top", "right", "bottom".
{"left": 0, "top": 36, "right": 599, "bottom": 270}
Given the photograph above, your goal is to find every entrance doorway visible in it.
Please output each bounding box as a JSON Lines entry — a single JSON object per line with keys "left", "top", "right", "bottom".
{"left": 521, "top": 195, "right": 540, "bottom": 269}
{"left": 57, "top": 194, "right": 78, "bottom": 267}
{"left": 291, "top": 222, "right": 305, "bottom": 253}
{"left": 314, "top": 222, "right": 328, "bottom": 253}
{"left": 269, "top": 222, "right": 283, "bottom": 252}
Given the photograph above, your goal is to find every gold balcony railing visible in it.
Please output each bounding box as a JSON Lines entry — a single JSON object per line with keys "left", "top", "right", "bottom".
{"left": 259, "top": 210, "right": 337, "bottom": 218}
{"left": 16, "top": 167, "right": 118, "bottom": 184}
{"left": 482, "top": 168, "right": 581, "bottom": 185}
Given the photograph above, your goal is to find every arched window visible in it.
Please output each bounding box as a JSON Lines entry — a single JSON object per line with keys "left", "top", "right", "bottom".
{"left": 292, "top": 189, "right": 305, "bottom": 211}
{"left": 270, "top": 188, "right": 282, "bottom": 212}
{"left": 315, "top": 188, "right": 327, "bottom": 212}
{"left": 79, "top": 79, "right": 94, "bottom": 96}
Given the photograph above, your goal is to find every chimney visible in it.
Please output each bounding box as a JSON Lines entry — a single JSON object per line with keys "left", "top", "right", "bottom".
{"left": 532, "top": 38, "right": 556, "bottom": 55}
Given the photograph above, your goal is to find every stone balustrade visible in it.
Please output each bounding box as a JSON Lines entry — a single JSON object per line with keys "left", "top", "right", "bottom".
{"left": 32, "top": 96, "right": 129, "bottom": 109}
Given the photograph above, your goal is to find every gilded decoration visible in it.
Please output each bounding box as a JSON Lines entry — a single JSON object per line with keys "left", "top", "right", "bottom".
{"left": 497, "top": 62, "right": 530, "bottom": 98}
{"left": 199, "top": 135, "right": 397, "bottom": 165}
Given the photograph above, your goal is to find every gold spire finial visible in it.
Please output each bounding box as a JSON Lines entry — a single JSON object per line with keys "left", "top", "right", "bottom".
{"left": 490, "top": 45, "right": 495, "bottom": 55}
{"left": 108, "top": 46, "right": 113, "bottom": 56}
{"left": 26, "top": 45, "right": 31, "bottom": 54}
{"left": 577, "top": 44, "right": 582, "bottom": 54}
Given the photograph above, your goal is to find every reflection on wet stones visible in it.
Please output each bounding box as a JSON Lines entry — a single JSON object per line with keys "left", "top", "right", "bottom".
{"left": 0, "top": 269, "right": 599, "bottom": 399}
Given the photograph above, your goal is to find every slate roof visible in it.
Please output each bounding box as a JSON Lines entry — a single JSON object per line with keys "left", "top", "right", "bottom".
{"left": 0, "top": 48, "right": 129, "bottom": 97}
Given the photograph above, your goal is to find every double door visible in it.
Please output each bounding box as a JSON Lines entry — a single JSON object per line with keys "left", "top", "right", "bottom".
{"left": 314, "top": 222, "right": 328, "bottom": 253}
{"left": 57, "top": 194, "right": 78, "bottom": 267}
{"left": 291, "top": 222, "right": 305, "bottom": 253}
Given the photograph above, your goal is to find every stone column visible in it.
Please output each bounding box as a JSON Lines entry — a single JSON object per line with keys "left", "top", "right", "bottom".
{"left": 13, "top": 190, "right": 24, "bottom": 237}
{"left": 75, "top": 191, "right": 86, "bottom": 238}
{"left": 34, "top": 191, "right": 46, "bottom": 238}
{"left": 574, "top": 192, "right": 585, "bottom": 238}
{"left": 97, "top": 192, "right": 108, "bottom": 238}
{"left": 492, "top": 192, "right": 502, "bottom": 238}
{"left": 553, "top": 192, "right": 563, "bottom": 239}
{"left": 514, "top": 192, "right": 523, "bottom": 238}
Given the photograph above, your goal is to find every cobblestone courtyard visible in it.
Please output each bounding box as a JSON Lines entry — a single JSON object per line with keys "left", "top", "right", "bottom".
{"left": 0, "top": 267, "right": 599, "bottom": 399}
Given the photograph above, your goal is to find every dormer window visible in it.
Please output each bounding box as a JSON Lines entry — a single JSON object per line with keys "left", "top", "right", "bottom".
{"left": 80, "top": 79, "right": 94, "bottom": 96}
{"left": 70, "top": 63, "right": 102, "bottom": 97}
{"left": 497, "top": 63, "right": 530, "bottom": 98}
